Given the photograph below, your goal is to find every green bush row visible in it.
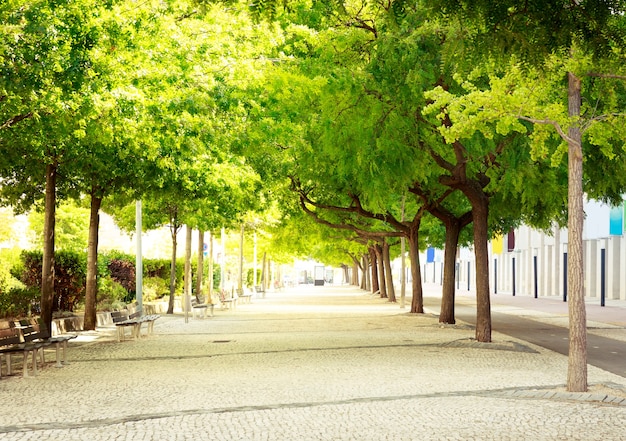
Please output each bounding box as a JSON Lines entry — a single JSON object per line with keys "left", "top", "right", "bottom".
{"left": 0, "top": 249, "right": 220, "bottom": 319}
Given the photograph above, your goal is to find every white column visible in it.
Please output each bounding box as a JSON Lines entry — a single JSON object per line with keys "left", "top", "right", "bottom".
{"left": 135, "top": 201, "right": 143, "bottom": 313}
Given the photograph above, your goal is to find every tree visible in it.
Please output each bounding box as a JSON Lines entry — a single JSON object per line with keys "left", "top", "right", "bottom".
{"left": 433, "top": 0, "right": 626, "bottom": 391}
{"left": 28, "top": 202, "right": 90, "bottom": 252}
{"left": 0, "top": 0, "right": 109, "bottom": 331}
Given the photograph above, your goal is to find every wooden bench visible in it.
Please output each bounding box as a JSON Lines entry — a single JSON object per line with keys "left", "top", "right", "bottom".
{"left": 0, "top": 323, "right": 45, "bottom": 378}
{"left": 191, "top": 297, "right": 214, "bottom": 319}
{"left": 237, "top": 288, "right": 253, "bottom": 304}
{"left": 20, "top": 318, "right": 77, "bottom": 368}
{"left": 111, "top": 310, "right": 160, "bottom": 341}
{"left": 111, "top": 310, "right": 142, "bottom": 341}
{"left": 142, "top": 312, "right": 161, "bottom": 335}
{"left": 255, "top": 285, "right": 266, "bottom": 298}
{"left": 218, "top": 290, "right": 236, "bottom": 310}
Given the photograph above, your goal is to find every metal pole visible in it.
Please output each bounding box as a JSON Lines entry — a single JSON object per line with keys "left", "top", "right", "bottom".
{"left": 221, "top": 227, "right": 226, "bottom": 294}
{"left": 432, "top": 261, "right": 436, "bottom": 283}
{"left": 494, "top": 257, "right": 498, "bottom": 294}
{"left": 440, "top": 262, "right": 443, "bottom": 286}
{"left": 253, "top": 231, "right": 258, "bottom": 288}
{"left": 239, "top": 224, "right": 244, "bottom": 293}
{"left": 563, "top": 252, "right": 568, "bottom": 302}
{"left": 601, "top": 248, "right": 606, "bottom": 307}
{"left": 135, "top": 200, "right": 143, "bottom": 314}
{"left": 534, "top": 255, "right": 538, "bottom": 299}
{"left": 184, "top": 225, "right": 192, "bottom": 323}
{"left": 208, "top": 232, "right": 214, "bottom": 300}
{"left": 456, "top": 262, "right": 459, "bottom": 290}
{"left": 467, "top": 261, "right": 470, "bottom": 291}
{"left": 400, "top": 240, "right": 406, "bottom": 309}
{"left": 512, "top": 257, "right": 516, "bottom": 296}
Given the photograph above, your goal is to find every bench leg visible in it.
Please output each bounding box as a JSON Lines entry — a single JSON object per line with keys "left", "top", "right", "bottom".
{"left": 133, "top": 323, "right": 141, "bottom": 339}
{"left": 54, "top": 342, "right": 63, "bottom": 368}
{"left": 62, "top": 340, "right": 70, "bottom": 365}
{"left": 22, "top": 349, "right": 35, "bottom": 378}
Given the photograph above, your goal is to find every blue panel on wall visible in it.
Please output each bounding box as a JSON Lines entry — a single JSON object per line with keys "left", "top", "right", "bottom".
{"left": 426, "top": 247, "right": 435, "bottom": 263}
{"left": 610, "top": 204, "right": 623, "bottom": 236}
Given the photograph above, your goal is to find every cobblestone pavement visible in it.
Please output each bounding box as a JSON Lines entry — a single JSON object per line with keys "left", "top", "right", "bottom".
{"left": 1, "top": 285, "right": 626, "bottom": 440}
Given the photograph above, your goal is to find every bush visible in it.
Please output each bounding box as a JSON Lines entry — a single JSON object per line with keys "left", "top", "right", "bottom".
{"left": 144, "top": 258, "right": 170, "bottom": 280}
{"left": 97, "top": 276, "right": 127, "bottom": 311}
{"left": 0, "top": 286, "right": 40, "bottom": 319}
{"left": 107, "top": 258, "right": 135, "bottom": 296}
{"left": 142, "top": 276, "right": 168, "bottom": 301}
{"left": 246, "top": 268, "right": 261, "bottom": 288}
{"left": 99, "top": 250, "right": 136, "bottom": 299}
{"left": 54, "top": 250, "right": 87, "bottom": 311}
{"left": 14, "top": 250, "right": 86, "bottom": 313}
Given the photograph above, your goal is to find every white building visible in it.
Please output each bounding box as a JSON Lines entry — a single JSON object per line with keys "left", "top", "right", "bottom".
{"left": 422, "top": 198, "right": 626, "bottom": 302}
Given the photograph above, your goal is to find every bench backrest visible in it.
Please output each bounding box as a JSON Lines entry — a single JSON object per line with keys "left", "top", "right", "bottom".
{"left": 17, "top": 319, "right": 44, "bottom": 343}
{"left": 110, "top": 311, "right": 130, "bottom": 323}
{"left": 0, "top": 327, "right": 21, "bottom": 347}
{"left": 129, "top": 311, "right": 141, "bottom": 320}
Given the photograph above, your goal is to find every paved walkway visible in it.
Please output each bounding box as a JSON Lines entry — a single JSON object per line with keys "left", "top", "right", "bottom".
{"left": 1, "top": 284, "right": 626, "bottom": 440}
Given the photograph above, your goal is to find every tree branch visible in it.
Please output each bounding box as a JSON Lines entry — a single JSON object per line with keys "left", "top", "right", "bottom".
{"left": 586, "top": 72, "right": 626, "bottom": 80}
{"left": 517, "top": 115, "right": 580, "bottom": 148}
{"left": 1, "top": 112, "right": 33, "bottom": 130}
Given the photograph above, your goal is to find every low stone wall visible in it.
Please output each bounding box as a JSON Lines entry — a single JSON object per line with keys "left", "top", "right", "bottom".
{"left": 51, "top": 301, "right": 170, "bottom": 335}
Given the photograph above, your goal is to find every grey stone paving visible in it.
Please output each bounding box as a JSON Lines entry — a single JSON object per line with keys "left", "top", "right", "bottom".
{"left": 1, "top": 285, "right": 626, "bottom": 440}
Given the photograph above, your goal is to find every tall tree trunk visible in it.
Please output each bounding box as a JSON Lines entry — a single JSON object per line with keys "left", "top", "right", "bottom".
{"left": 183, "top": 225, "right": 192, "bottom": 320}
{"left": 566, "top": 72, "right": 587, "bottom": 392}
{"left": 363, "top": 253, "right": 372, "bottom": 291}
{"left": 167, "top": 220, "right": 180, "bottom": 315}
{"left": 361, "top": 254, "right": 369, "bottom": 290}
{"left": 408, "top": 226, "right": 424, "bottom": 313}
{"left": 261, "top": 252, "right": 267, "bottom": 296}
{"left": 208, "top": 232, "right": 214, "bottom": 300}
{"left": 196, "top": 230, "right": 204, "bottom": 301}
{"left": 351, "top": 258, "right": 360, "bottom": 286}
{"left": 370, "top": 247, "right": 379, "bottom": 294}
{"left": 464, "top": 187, "right": 491, "bottom": 342}
{"left": 375, "top": 244, "right": 387, "bottom": 298}
{"left": 383, "top": 240, "right": 396, "bottom": 302}
{"left": 40, "top": 162, "right": 57, "bottom": 331}
{"left": 439, "top": 220, "right": 462, "bottom": 324}
{"left": 83, "top": 193, "right": 102, "bottom": 330}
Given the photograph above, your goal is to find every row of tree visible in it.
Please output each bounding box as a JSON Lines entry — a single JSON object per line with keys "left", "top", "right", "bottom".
{"left": 3, "top": 0, "right": 626, "bottom": 393}
{"left": 240, "top": 0, "right": 626, "bottom": 393}
{"left": 0, "top": 1, "right": 278, "bottom": 331}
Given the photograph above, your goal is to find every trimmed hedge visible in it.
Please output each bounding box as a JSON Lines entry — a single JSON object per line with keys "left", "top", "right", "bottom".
{"left": 1, "top": 249, "right": 220, "bottom": 318}
{"left": 11, "top": 250, "right": 86, "bottom": 313}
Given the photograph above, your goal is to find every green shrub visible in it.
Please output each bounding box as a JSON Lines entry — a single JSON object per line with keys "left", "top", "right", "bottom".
{"left": 142, "top": 276, "right": 169, "bottom": 302}
{"left": 0, "top": 248, "right": 24, "bottom": 293}
{"left": 144, "top": 258, "right": 170, "bottom": 280}
{"left": 15, "top": 250, "right": 86, "bottom": 313}
{"left": 0, "top": 286, "right": 39, "bottom": 319}
{"left": 54, "top": 250, "right": 87, "bottom": 311}
{"left": 246, "top": 268, "right": 261, "bottom": 288}
{"left": 97, "top": 276, "right": 127, "bottom": 311}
